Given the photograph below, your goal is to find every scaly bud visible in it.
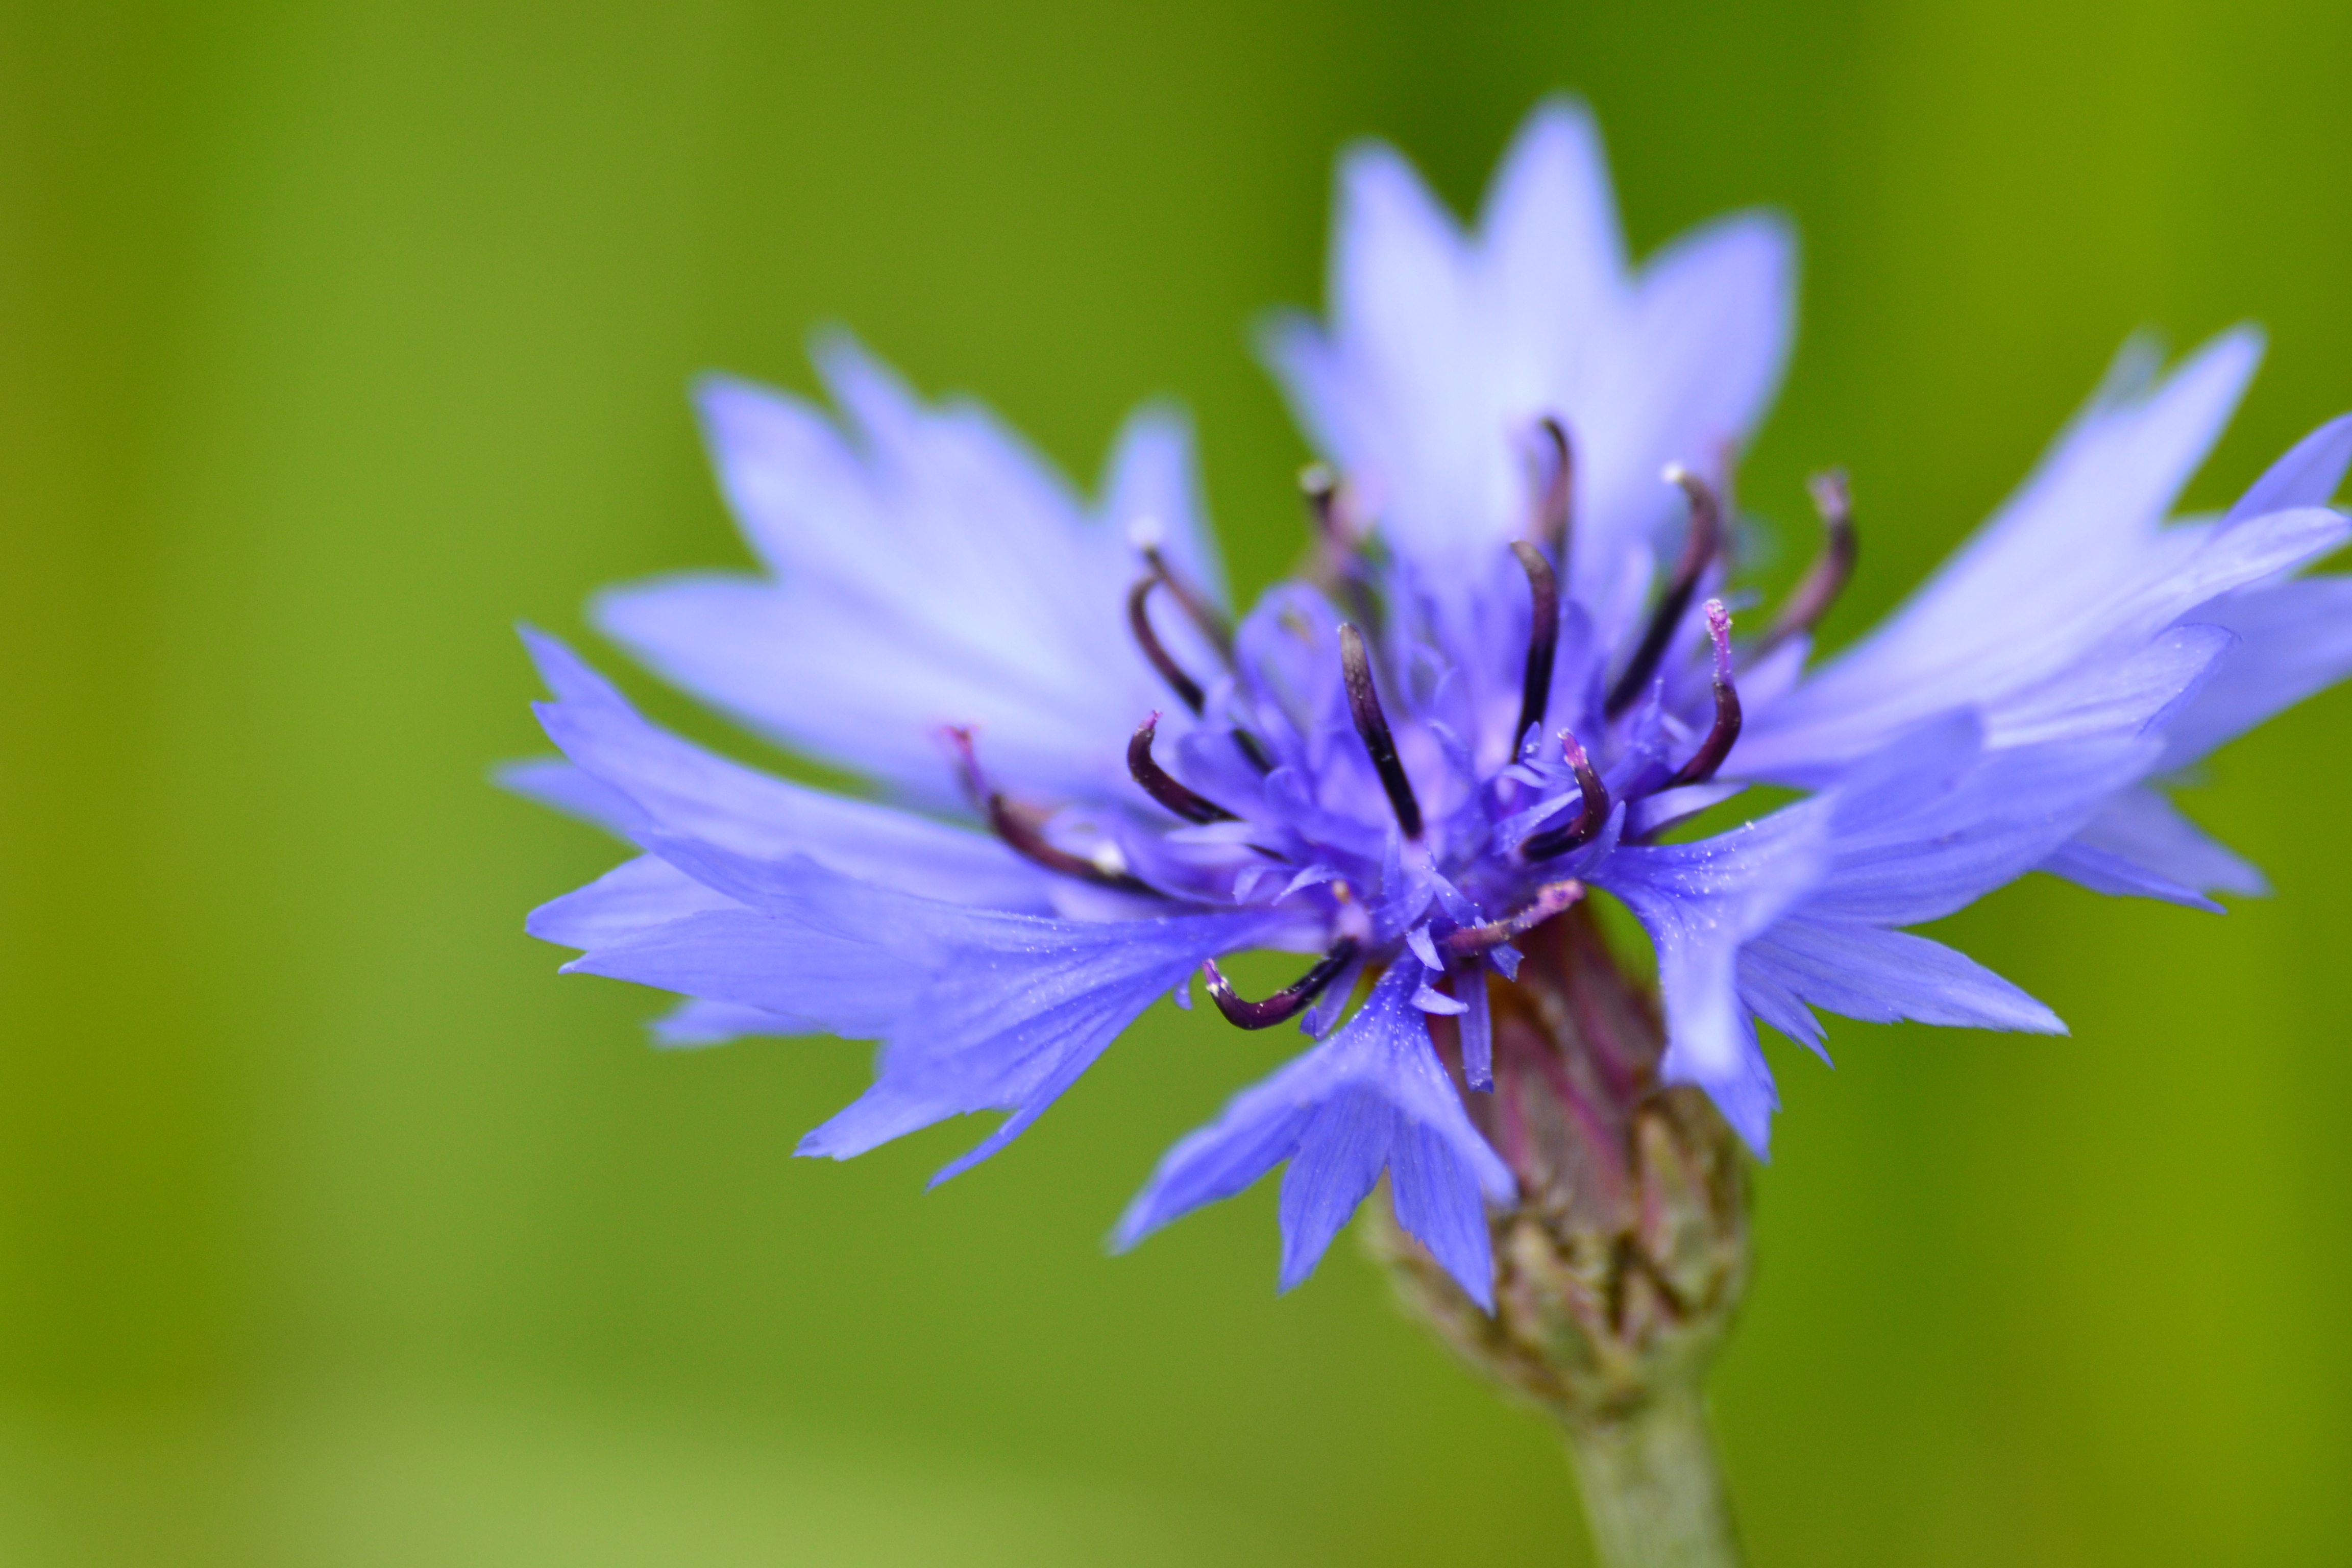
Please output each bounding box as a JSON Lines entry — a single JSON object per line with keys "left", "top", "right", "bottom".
{"left": 1365, "top": 901, "right": 1749, "bottom": 1565}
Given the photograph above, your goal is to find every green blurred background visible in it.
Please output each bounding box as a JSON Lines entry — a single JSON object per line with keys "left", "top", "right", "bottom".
{"left": 5, "top": 0, "right": 2350, "bottom": 1562}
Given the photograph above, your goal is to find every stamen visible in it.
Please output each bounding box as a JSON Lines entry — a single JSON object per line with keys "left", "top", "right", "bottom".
{"left": 1442, "top": 879, "right": 1584, "bottom": 957}
{"left": 1128, "top": 575, "right": 1208, "bottom": 715}
{"left": 1520, "top": 730, "right": 1609, "bottom": 861}
{"left": 1127, "top": 713, "right": 1238, "bottom": 824}
{"left": 1128, "top": 516, "right": 1234, "bottom": 659}
{"left": 1528, "top": 416, "right": 1574, "bottom": 556}
{"left": 943, "top": 722, "right": 987, "bottom": 803}
{"left": 1661, "top": 600, "right": 1742, "bottom": 789}
{"left": 1202, "top": 938, "right": 1361, "bottom": 1030}
{"left": 1338, "top": 623, "right": 1424, "bottom": 840}
{"left": 1604, "top": 464, "right": 1723, "bottom": 718}
{"left": 1756, "top": 468, "right": 1857, "bottom": 656}
{"left": 945, "top": 724, "right": 1163, "bottom": 896}
{"left": 984, "top": 799, "right": 1160, "bottom": 894}
{"left": 1508, "top": 540, "right": 1559, "bottom": 753}
{"left": 1304, "top": 463, "right": 1384, "bottom": 640}
{"left": 1301, "top": 464, "right": 1347, "bottom": 544}
{"left": 1130, "top": 578, "right": 1275, "bottom": 773}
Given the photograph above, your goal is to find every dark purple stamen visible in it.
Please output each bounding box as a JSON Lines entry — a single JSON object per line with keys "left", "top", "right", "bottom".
{"left": 1129, "top": 570, "right": 1274, "bottom": 774}
{"left": 1520, "top": 730, "right": 1610, "bottom": 861}
{"left": 1338, "top": 623, "right": 1423, "bottom": 840}
{"left": 1131, "top": 524, "right": 1234, "bottom": 660}
{"left": 1128, "top": 575, "right": 1208, "bottom": 716}
{"left": 1605, "top": 464, "right": 1723, "bottom": 719}
{"left": 1529, "top": 416, "right": 1574, "bottom": 556}
{"left": 945, "top": 724, "right": 1163, "bottom": 896}
{"left": 1202, "top": 938, "right": 1361, "bottom": 1030}
{"left": 1442, "top": 879, "right": 1584, "bottom": 957}
{"left": 984, "top": 798, "right": 1161, "bottom": 895}
{"left": 1127, "top": 713, "right": 1238, "bottom": 824}
{"left": 1660, "top": 600, "right": 1742, "bottom": 790}
{"left": 1756, "top": 467, "right": 1858, "bottom": 656}
{"left": 1509, "top": 540, "right": 1559, "bottom": 753}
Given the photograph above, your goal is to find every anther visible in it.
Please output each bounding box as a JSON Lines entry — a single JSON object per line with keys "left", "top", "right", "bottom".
{"left": 1128, "top": 575, "right": 1208, "bottom": 716}
{"left": 1605, "top": 464, "right": 1724, "bottom": 718}
{"left": 1338, "top": 623, "right": 1424, "bottom": 840}
{"left": 1508, "top": 540, "right": 1559, "bottom": 753}
{"left": 1202, "top": 938, "right": 1361, "bottom": 1030}
{"left": 1442, "top": 880, "right": 1584, "bottom": 957}
{"left": 945, "top": 724, "right": 1163, "bottom": 896}
{"left": 1528, "top": 416, "right": 1574, "bottom": 557}
{"left": 1128, "top": 713, "right": 1238, "bottom": 824}
{"left": 1661, "top": 600, "right": 1742, "bottom": 790}
{"left": 1520, "top": 730, "right": 1609, "bottom": 861}
{"left": 1756, "top": 468, "right": 1857, "bottom": 656}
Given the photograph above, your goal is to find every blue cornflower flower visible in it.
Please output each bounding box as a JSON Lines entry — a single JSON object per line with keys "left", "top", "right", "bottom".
{"left": 508, "top": 101, "right": 2352, "bottom": 1313}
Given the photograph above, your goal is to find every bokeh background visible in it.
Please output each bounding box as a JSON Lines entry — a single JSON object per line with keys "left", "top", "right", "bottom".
{"left": 5, "top": 1, "right": 2350, "bottom": 1562}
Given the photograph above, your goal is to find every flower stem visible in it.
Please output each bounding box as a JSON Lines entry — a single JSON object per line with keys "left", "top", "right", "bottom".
{"left": 1563, "top": 1391, "right": 1743, "bottom": 1568}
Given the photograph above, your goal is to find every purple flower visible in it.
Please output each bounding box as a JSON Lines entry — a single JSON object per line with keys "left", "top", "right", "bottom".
{"left": 508, "top": 100, "right": 2352, "bottom": 1309}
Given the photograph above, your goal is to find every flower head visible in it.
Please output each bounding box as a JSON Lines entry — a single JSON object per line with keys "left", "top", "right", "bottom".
{"left": 509, "top": 100, "right": 2352, "bottom": 1310}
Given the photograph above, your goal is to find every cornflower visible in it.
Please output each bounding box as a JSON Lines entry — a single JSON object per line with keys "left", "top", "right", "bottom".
{"left": 507, "top": 101, "right": 2352, "bottom": 1566}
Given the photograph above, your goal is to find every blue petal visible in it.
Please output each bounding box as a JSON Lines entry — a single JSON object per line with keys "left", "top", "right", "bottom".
{"left": 1263, "top": 97, "right": 1791, "bottom": 645}
{"left": 1595, "top": 713, "right": 2154, "bottom": 1152}
{"left": 1114, "top": 966, "right": 1513, "bottom": 1307}
{"left": 2045, "top": 783, "right": 2267, "bottom": 901}
{"left": 521, "top": 628, "right": 1054, "bottom": 911}
{"left": 1738, "top": 918, "right": 2065, "bottom": 1053}
{"left": 493, "top": 756, "right": 642, "bottom": 839}
{"left": 596, "top": 337, "right": 1221, "bottom": 807}
{"left": 558, "top": 906, "right": 907, "bottom": 1038}
{"left": 2038, "top": 840, "right": 2223, "bottom": 911}
{"left": 1277, "top": 1085, "right": 1400, "bottom": 1292}
{"left": 2224, "top": 411, "right": 2352, "bottom": 521}
{"left": 1735, "top": 332, "right": 2330, "bottom": 781}
{"left": 1798, "top": 724, "right": 2158, "bottom": 928}
{"left": 830, "top": 906, "right": 1283, "bottom": 1185}
{"left": 2156, "top": 575, "right": 2352, "bottom": 769}
{"left": 560, "top": 840, "right": 1299, "bottom": 1177}
{"left": 1592, "top": 807, "right": 1833, "bottom": 1156}
{"left": 1988, "top": 623, "right": 2234, "bottom": 748}
{"left": 650, "top": 997, "right": 803, "bottom": 1048}
{"left": 527, "top": 852, "right": 747, "bottom": 951}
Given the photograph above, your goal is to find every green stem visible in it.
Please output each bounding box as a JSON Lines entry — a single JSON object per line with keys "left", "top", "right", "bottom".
{"left": 1563, "top": 1391, "right": 1743, "bottom": 1568}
